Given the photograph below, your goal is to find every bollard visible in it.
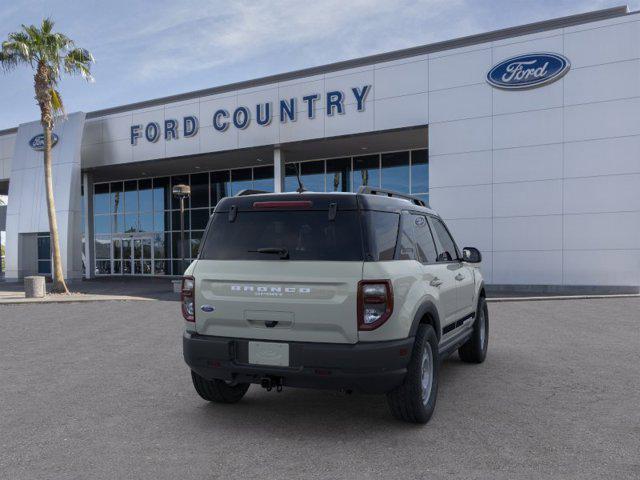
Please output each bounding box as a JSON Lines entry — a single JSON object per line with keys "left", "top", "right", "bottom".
{"left": 24, "top": 276, "right": 46, "bottom": 298}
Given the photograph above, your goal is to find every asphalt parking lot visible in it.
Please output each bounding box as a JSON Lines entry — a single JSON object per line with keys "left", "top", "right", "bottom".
{"left": 1, "top": 297, "right": 639, "bottom": 479}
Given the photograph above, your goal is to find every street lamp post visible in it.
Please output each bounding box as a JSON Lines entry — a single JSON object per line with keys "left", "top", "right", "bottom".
{"left": 172, "top": 184, "right": 191, "bottom": 275}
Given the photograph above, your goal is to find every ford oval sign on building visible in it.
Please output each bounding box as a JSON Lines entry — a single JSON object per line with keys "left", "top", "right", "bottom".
{"left": 487, "top": 53, "right": 570, "bottom": 90}
{"left": 29, "top": 133, "right": 59, "bottom": 151}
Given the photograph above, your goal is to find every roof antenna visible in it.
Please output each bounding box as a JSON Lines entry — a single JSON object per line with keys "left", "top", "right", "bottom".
{"left": 293, "top": 163, "right": 306, "bottom": 193}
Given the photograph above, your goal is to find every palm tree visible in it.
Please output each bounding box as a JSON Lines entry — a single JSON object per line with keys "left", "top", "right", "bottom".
{"left": 0, "top": 18, "right": 93, "bottom": 293}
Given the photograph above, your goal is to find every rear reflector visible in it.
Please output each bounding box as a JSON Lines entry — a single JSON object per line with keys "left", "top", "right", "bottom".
{"left": 253, "top": 200, "right": 313, "bottom": 209}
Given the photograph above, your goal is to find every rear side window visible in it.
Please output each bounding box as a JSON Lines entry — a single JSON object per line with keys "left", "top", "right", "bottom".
{"left": 428, "top": 217, "right": 459, "bottom": 262}
{"left": 199, "top": 210, "right": 364, "bottom": 261}
{"left": 412, "top": 214, "right": 438, "bottom": 264}
{"left": 364, "top": 211, "right": 400, "bottom": 261}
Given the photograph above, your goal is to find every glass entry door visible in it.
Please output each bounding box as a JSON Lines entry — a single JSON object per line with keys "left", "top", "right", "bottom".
{"left": 112, "top": 234, "right": 154, "bottom": 275}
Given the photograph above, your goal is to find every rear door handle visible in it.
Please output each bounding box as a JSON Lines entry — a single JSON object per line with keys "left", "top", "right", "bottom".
{"left": 430, "top": 277, "right": 443, "bottom": 287}
{"left": 455, "top": 273, "right": 465, "bottom": 281}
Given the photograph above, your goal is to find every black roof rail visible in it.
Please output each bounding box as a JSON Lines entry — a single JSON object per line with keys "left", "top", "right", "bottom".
{"left": 357, "top": 186, "right": 428, "bottom": 207}
{"left": 234, "top": 189, "right": 269, "bottom": 197}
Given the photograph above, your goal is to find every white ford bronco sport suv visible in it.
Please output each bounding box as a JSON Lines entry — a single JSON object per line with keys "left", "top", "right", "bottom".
{"left": 182, "top": 187, "right": 488, "bottom": 424}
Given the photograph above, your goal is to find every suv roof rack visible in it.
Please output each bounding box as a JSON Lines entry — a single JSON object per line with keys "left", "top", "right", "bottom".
{"left": 357, "top": 186, "right": 428, "bottom": 207}
{"left": 234, "top": 189, "right": 269, "bottom": 197}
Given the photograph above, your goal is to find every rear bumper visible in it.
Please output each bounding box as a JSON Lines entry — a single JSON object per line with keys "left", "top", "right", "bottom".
{"left": 183, "top": 332, "right": 414, "bottom": 394}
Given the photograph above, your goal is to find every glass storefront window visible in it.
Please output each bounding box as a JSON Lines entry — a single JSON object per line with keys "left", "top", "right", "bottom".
{"left": 381, "top": 151, "right": 410, "bottom": 193}
{"left": 139, "top": 214, "right": 154, "bottom": 232}
{"left": 301, "top": 160, "right": 325, "bottom": 192}
{"left": 153, "top": 177, "right": 170, "bottom": 212}
{"left": 231, "top": 168, "right": 252, "bottom": 194}
{"left": 284, "top": 163, "right": 300, "bottom": 192}
{"left": 190, "top": 173, "right": 209, "bottom": 208}
{"left": 253, "top": 166, "right": 274, "bottom": 192}
{"left": 110, "top": 182, "right": 123, "bottom": 214}
{"left": 353, "top": 155, "right": 380, "bottom": 191}
{"left": 326, "top": 158, "right": 351, "bottom": 192}
{"left": 94, "top": 215, "right": 111, "bottom": 235}
{"left": 94, "top": 184, "right": 110, "bottom": 214}
{"left": 171, "top": 210, "right": 190, "bottom": 231}
{"left": 124, "top": 180, "right": 138, "bottom": 213}
{"left": 411, "top": 149, "right": 429, "bottom": 194}
{"left": 171, "top": 176, "right": 189, "bottom": 209}
{"left": 95, "top": 236, "right": 110, "bottom": 259}
{"left": 138, "top": 179, "right": 153, "bottom": 212}
{"left": 210, "top": 171, "right": 230, "bottom": 207}
{"left": 91, "top": 150, "right": 427, "bottom": 276}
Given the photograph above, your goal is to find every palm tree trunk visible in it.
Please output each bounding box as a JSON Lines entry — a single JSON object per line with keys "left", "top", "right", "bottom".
{"left": 43, "top": 123, "right": 68, "bottom": 294}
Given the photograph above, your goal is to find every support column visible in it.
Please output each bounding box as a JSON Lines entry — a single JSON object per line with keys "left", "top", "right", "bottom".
{"left": 83, "top": 172, "right": 94, "bottom": 279}
{"left": 273, "top": 147, "right": 285, "bottom": 193}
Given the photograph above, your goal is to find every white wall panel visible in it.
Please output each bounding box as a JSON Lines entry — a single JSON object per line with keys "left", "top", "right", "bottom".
{"left": 324, "top": 69, "right": 374, "bottom": 107}
{"left": 564, "top": 136, "right": 640, "bottom": 178}
{"left": 374, "top": 60, "right": 428, "bottom": 100}
{"left": 444, "top": 218, "right": 492, "bottom": 252}
{"left": 564, "top": 97, "right": 640, "bottom": 142}
{"left": 564, "top": 211, "right": 640, "bottom": 250}
{"left": 199, "top": 94, "right": 237, "bottom": 128}
{"left": 325, "top": 102, "right": 374, "bottom": 138}
{"left": 493, "top": 180, "right": 563, "bottom": 217}
{"left": 563, "top": 174, "right": 640, "bottom": 214}
{"left": 493, "top": 144, "right": 563, "bottom": 183}
{"left": 429, "top": 83, "right": 492, "bottom": 123}
{"left": 493, "top": 251, "right": 563, "bottom": 284}
{"left": 102, "top": 114, "right": 132, "bottom": 142}
{"left": 493, "top": 215, "right": 563, "bottom": 251}
{"left": 373, "top": 93, "right": 428, "bottom": 131}
{"left": 493, "top": 80, "right": 563, "bottom": 115}
{"left": 430, "top": 116, "right": 491, "bottom": 155}
{"left": 429, "top": 150, "right": 492, "bottom": 188}
{"left": 429, "top": 184, "right": 492, "bottom": 219}
{"left": 563, "top": 250, "right": 640, "bottom": 286}
{"left": 279, "top": 113, "right": 325, "bottom": 143}
{"left": 493, "top": 108, "right": 563, "bottom": 149}
{"left": 199, "top": 125, "right": 238, "bottom": 153}
{"left": 238, "top": 117, "right": 280, "bottom": 149}
{"left": 564, "top": 20, "right": 640, "bottom": 68}
{"left": 564, "top": 59, "right": 640, "bottom": 106}
{"left": 82, "top": 120, "right": 103, "bottom": 145}
{"left": 478, "top": 251, "right": 493, "bottom": 284}
{"left": 429, "top": 48, "right": 492, "bottom": 91}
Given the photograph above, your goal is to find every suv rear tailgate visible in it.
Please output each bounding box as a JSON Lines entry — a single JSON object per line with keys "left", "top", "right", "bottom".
{"left": 193, "top": 260, "right": 362, "bottom": 344}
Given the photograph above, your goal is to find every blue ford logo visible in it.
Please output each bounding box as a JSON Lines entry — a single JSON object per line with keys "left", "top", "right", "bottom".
{"left": 200, "top": 305, "right": 215, "bottom": 312}
{"left": 29, "top": 133, "right": 59, "bottom": 151}
{"left": 487, "top": 53, "right": 570, "bottom": 90}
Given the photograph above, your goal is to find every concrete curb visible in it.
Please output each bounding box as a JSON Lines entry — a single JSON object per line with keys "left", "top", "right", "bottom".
{"left": 487, "top": 293, "right": 640, "bottom": 303}
{"left": 0, "top": 295, "right": 156, "bottom": 305}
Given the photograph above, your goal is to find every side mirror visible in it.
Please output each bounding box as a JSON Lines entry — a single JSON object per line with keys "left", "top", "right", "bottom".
{"left": 462, "top": 247, "right": 482, "bottom": 263}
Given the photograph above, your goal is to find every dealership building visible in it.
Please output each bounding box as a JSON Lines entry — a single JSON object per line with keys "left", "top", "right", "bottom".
{"left": 0, "top": 6, "right": 639, "bottom": 292}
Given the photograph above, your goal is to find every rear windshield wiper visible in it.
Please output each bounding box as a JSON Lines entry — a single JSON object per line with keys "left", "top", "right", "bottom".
{"left": 248, "top": 247, "right": 290, "bottom": 259}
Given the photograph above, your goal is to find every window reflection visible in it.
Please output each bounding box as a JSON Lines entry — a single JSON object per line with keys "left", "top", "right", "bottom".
{"left": 326, "top": 158, "right": 351, "bottom": 192}
{"left": 301, "top": 161, "right": 325, "bottom": 192}
{"left": 353, "top": 155, "right": 380, "bottom": 191}
{"left": 231, "top": 168, "right": 252, "bottom": 195}
{"left": 411, "top": 149, "right": 429, "bottom": 194}
{"left": 381, "top": 152, "right": 410, "bottom": 193}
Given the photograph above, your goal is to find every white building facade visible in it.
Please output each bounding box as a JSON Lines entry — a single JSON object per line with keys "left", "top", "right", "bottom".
{"left": 0, "top": 6, "right": 638, "bottom": 292}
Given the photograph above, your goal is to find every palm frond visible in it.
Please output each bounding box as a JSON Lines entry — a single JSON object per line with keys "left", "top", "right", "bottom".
{"left": 50, "top": 87, "right": 64, "bottom": 114}
{"left": 64, "top": 47, "right": 94, "bottom": 81}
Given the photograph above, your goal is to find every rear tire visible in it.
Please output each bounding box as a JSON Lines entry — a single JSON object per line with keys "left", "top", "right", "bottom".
{"left": 458, "top": 296, "right": 489, "bottom": 364}
{"left": 386, "top": 324, "right": 439, "bottom": 424}
{"left": 191, "top": 371, "right": 250, "bottom": 403}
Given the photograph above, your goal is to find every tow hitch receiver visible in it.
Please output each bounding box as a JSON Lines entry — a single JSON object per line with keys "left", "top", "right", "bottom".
{"left": 260, "top": 376, "right": 284, "bottom": 392}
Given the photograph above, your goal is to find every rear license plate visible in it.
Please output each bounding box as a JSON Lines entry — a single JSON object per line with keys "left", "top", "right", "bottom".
{"left": 248, "top": 341, "right": 290, "bottom": 367}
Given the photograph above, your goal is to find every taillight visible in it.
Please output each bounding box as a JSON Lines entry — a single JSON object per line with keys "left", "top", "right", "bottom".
{"left": 358, "top": 280, "right": 393, "bottom": 331}
{"left": 181, "top": 276, "right": 195, "bottom": 322}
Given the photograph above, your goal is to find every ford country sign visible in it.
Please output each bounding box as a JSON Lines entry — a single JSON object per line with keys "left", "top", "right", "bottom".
{"left": 487, "top": 53, "right": 570, "bottom": 90}
{"left": 29, "top": 133, "right": 59, "bottom": 151}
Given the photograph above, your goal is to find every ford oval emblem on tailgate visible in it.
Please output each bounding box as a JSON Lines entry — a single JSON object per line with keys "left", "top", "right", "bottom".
{"left": 200, "top": 305, "right": 215, "bottom": 312}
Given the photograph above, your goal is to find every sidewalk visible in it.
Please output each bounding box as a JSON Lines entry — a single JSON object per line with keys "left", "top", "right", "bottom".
{"left": 0, "top": 277, "right": 178, "bottom": 304}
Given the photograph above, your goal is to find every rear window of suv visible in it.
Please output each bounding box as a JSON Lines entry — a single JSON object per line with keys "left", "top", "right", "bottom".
{"left": 199, "top": 210, "right": 365, "bottom": 261}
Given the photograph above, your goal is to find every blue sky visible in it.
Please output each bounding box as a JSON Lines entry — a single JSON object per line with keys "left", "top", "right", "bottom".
{"left": 0, "top": 0, "right": 638, "bottom": 130}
